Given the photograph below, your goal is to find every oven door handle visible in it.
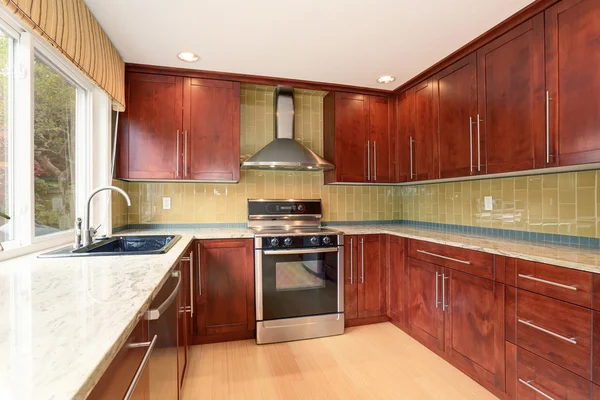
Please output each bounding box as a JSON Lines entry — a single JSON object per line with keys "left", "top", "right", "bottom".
{"left": 262, "top": 248, "right": 339, "bottom": 256}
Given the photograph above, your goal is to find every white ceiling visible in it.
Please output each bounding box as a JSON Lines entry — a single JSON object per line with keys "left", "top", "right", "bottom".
{"left": 85, "top": 0, "right": 535, "bottom": 91}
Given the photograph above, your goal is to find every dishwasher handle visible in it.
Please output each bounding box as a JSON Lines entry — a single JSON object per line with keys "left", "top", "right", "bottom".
{"left": 145, "top": 271, "right": 181, "bottom": 321}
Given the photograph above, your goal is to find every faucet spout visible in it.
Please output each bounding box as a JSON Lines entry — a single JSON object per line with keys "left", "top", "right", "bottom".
{"left": 83, "top": 185, "right": 131, "bottom": 246}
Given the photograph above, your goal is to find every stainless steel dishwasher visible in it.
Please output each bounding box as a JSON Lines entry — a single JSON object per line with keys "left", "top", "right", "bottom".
{"left": 145, "top": 269, "right": 181, "bottom": 400}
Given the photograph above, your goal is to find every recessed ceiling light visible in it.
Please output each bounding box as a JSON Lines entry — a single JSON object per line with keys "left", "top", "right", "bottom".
{"left": 377, "top": 75, "right": 396, "bottom": 84}
{"left": 177, "top": 52, "right": 199, "bottom": 62}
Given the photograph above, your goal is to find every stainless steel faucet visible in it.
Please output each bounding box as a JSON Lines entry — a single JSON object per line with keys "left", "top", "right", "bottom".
{"left": 81, "top": 185, "right": 131, "bottom": 247}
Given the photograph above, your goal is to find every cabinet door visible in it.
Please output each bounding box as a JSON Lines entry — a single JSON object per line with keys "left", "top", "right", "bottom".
{"left": 197, "top": 239, "right": 254, "bottom": 335}
{"left": 369, "top": 96, "right": 392, "bottom": 183}
{"left": 334, "top": 92, "right": 369, "bottom": 182}
{"left": 396, "top": 91, "right": 413, "bottom": 183}
{"left": 183, "top": 78, "right": 240, "bottom": 181}
{"left": 358, "top": 235, "right": 386, "bottom": 318}
{"left": 477, "top": 14, "right": 545, "bottom": 174}
{"left": 412, "top": 79, "right": 436, "bottom": 181}
{"left": 344, "top": 235, "right": 359, "bottom": 321}
{"left": 176, "top": 263, "right": 186, "bottom": 394}
{"left": 388, "top": 235, "right": 406, "bottom": 327}
{"left": 434, "top": 53, "right": 478, "bottom": 179}
{"left": 546, "top": 0, "right": 600, "bottom": 166}
{"left": 407, "top": 258, "right": 444, "bottom": 350}
{"left": 120, "top": 73, "right": 183, "bottom": 179}
{"left": 445, "top": 270, "right": 505, "bottom": 392}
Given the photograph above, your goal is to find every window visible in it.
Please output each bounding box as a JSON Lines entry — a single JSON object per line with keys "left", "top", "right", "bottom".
{"left": 33, "top": 55, "right": 78, "bottom": 237}
{"left": 0, "top": 29, "right": 13, "bottom": 242}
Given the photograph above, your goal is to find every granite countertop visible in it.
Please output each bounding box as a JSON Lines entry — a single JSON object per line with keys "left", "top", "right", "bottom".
{"left": 0, "top": 225, "right": 598, "bottom": 400}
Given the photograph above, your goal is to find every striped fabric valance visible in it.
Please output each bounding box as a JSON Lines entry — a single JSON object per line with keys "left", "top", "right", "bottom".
{"left": 0, "top": 0, "right": 125, "bottom": 110}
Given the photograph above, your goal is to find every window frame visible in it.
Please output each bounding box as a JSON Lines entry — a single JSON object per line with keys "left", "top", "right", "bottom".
{"left": 0, "top": 7, "right": 106, "bottom": 258}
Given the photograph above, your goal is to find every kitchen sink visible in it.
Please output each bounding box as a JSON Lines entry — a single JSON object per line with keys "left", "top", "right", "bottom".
{"left": 38, "top": 235, "right": 182, "bottom": 258}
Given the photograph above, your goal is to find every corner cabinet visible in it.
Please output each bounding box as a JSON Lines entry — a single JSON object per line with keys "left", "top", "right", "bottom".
{"left": 344, "top": 234, "right": 387, "bottom": 325}
{"left": 324, "top": 93, "right": 393, "bottom": 184}
{"left": 117, "top": 71, "right": 241, "bottom": 182}
{"left": 193, "top": 238, "right": 255, "bottom": 344}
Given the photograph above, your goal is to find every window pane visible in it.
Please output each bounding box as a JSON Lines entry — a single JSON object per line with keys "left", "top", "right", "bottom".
{"left": 0, "top": 31, "right": 13, "bottom": 242}
{"left": 34, "top": 55, "right": 77, "bottom": 236}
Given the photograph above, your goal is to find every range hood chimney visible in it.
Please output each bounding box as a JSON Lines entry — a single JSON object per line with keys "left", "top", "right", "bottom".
{"left": 241, "top": 86, "right": 334, "bottom": 171}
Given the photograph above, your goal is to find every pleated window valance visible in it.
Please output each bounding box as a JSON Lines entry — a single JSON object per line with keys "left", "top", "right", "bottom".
{"left": 0, "top": 0, "right": 126, "bottom": 110}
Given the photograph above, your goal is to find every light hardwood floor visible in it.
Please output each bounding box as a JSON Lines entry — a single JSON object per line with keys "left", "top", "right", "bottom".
{"left": 182, "top": 322, "right": 497, "bottom": 400}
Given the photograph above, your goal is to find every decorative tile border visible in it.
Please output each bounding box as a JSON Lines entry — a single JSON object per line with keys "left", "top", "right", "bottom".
{"left": 398, "top": 220, "right": 600, "bottom": 248}
{"left": 113, "top": 219, "right": 600, "bottom": 248}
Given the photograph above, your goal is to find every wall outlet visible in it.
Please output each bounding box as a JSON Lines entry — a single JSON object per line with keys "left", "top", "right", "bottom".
{"left": 484, "top": 196, "right": 493, "bottom": 211}
{"left": 162, "top": 197, "right": 171, "bottom": 210}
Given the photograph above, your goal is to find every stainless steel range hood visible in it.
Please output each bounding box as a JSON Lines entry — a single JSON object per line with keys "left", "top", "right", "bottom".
{"left": 241, "top": 86, "right": 334, "bottom": 171}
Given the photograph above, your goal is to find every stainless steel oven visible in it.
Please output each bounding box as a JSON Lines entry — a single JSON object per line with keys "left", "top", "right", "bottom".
{"left": 250, "top": 199, "right": 344, "bottom": 344}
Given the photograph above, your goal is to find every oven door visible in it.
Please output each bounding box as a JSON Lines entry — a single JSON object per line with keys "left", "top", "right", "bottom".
{"left": 256, "top": 247, "right": 343, "bottom": 322}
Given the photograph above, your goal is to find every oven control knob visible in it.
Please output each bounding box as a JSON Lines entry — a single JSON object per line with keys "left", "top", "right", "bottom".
{"left": 322, "top": 236, "right": 331, "bottom": 245}
{"left": 310, "top": 236, "right": 319, "bottom": 245}
{"left": 297, "top": 204, "right": 306, "bottom": 212}
{"left": 270, "top": 238, "right": 280, "bottom": 247}
{"left": 284, "top": 237, "right": 292, "bottom": 246}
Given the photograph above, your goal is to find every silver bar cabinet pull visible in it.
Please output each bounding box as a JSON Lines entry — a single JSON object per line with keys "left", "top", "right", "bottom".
{"left": 469, "top": 117, "right": 474, "bottom": 174}
{"left": 197, "top": 243, "right": 202, "bottom": 296}
{"left": 183, "top": 129, "right": 188, "bottom": 178}
{"left": 416, "top": 249, "right": 471, "bottom": 265}
{"left": 518, "top": 274, "right": 577, "bottom": 291}
{"left": 476, "top": 114, "right": 482, "bottom": 172}
{"left": 546, "top": 91, "right": 552, "bottom": 164}
{"left": 373, "top": 141, "right": 377, "bottom": 181}
{"left": 435, "top": 271, "right": 440, "bottom": 308}
{"left": 181, "top": 252, "right": 194, "bottom": 316}
{"left": 349, "top": 238, "right": 353, "bottom": 285}
{"left": 361, "top": 238, "right": 365, "bottom": 283}
{"left": 175, "top": 129, "right": 180, "bottom": 177}
{"left": 367, "top": 140, "right": 371, "bottom": 181}
{"left": 124, "top": 335, "right": 158, "bottom": 400}
{"left": 145, "top": 271, "right": 181, "bottom": 321}
{"left": 442, "top": 274, "right": 449, "bottom": 310}
{"left": 518, "top": 379, "right": 555, "bottom": 400}
{"left": 409, "top": 136, "right": 415, "bottom": 179}
{"left": 518, "top": 319, "right": 577, "bottom": 344}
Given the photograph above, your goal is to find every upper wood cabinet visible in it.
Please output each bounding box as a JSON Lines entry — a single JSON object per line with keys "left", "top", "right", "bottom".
{"left": 395, "top": 91, "right": 413, "bottom": 183}
{"left": 412, "top": 79, "right": 437, "bottom": 181}
{"left": 546, "top": 0, "right": 600, "bottom": 166}
{"left": 117, "top": 71, "right": 241, "bottom": 182}
{"left": 477, "top": 14, "right": 546, "bottom": 174}
{"left": 434, "top": 53, "right": 478, "bottom": 179}
{"left": 324, "top": 93, "right": 392, "bottom": 184}
{"left": 183, "top": 78, "right": 240, "bottom": 181}
{"left": 118, "top": 73, "right": 183, "bottom": 180}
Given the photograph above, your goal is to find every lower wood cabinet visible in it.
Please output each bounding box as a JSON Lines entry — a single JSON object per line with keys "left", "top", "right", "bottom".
{"left": 193, "top": 238, "right": 255, "bottom": 344}
{"left": 344, "top": 234, "right": 386, "bottom": 324}
{"left": 407, "top": 258, "right": 445, "bottom": 350}
{"left": 387, "top": 235, "right": 407, "bottom": 327}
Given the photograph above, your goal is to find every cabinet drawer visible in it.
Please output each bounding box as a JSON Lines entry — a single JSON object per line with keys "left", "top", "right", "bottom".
{"left": 516, "top": 259, "right": 593, "bottom": 307}
{"left": 516, "top": 289, "right": 592, "bottom": 379}
{"left": 409, "top": 240, "right": 494, "bottom": 279}
{"left": 516, "top": 347, "right": 592, "bottom": 400}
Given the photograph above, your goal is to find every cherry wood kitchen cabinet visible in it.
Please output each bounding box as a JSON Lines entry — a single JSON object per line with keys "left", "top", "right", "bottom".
{"left": 194, "top": 239, "right": 255, "bottom": 344}
{"left": 388, "top": 235, "right": 407, "bottom": 327}
{"left": 546, "top": 0, "right": 600, "bottom": 166}
{"left": 117, "top": 72, "right": 183, "bottom": 180}
{"left": 476, "top": 14, "right": 546, "bottom": 174}
{"left": 411, "top": 79, "right": 437, "bottom": 181}
{"left": 183, "top": 78, "right": 240, "bottom": 181}
{"left": 178, "top": 245, "right": 195, "bottom": 390}
{"left": 117, "top": 71, "right": 241, "bottom": 182}
{"left": 434, "top": 53, "right": 478, "bottom": 179}
{"left": 444, "top": 269, "right": 505, "bottom": 392}
{"left": 344, "top": 234, "right": 387, "bottom": 325}
{"left": 324, "top": 93, "right": 392, "bottom": 184}
{"left": 406, "top": 258, "right": 445, "bottom": 350}
{"left": 87, "top": 319, "right": 150, "bottom": 400}
{"left": 395, "top": 91, "right": 413, "bottom": 183}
